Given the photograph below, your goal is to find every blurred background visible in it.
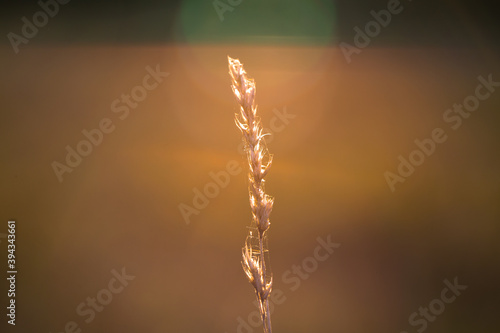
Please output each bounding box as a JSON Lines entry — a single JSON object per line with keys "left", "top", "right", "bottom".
{"left": 1, "top": 0, "right": 499, "bottom": 332}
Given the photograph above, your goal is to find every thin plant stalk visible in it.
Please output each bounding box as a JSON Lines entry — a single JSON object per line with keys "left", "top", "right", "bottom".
{"left": 228, "top": 56, "right": 274, "bottom": 333}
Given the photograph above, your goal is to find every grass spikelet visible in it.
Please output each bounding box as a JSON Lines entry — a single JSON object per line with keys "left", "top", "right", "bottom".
{"left": 228, "top": 56, "right": 274, "bottom": 333}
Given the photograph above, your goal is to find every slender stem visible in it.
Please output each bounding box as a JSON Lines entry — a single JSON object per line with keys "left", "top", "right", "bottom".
{"left": 264, "top": 299, "right": 272, "bottom": 333}
{"left": 259, "top": 231, "right": 272, "bottom": 333}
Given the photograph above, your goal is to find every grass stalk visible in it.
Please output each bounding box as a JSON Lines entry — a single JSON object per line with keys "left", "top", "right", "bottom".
{"left": 228, "top": 56, "right": 274, "bottom": 333}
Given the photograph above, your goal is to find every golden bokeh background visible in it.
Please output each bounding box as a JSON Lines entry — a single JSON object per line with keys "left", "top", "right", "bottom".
{"left": 1, "top": 1, "right": 499, "bottom": 332}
